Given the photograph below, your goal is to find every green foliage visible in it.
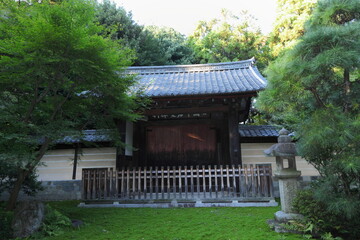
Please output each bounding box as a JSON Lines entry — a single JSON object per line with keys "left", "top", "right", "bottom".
{"left": 141, "top": 26, "right": 194, "bottom": 65}
{"left": 258, "top": 0, "right": 360, "bottom": 238}
{"left": 30, "top": 204, "right": 72, "bottom": 238}
{"left": 188, "top": 9, "right": 272, "bottom": 71}
{"left": 292, "top": 189, "right": 360, "bottom": 239}
{"left": 292, "top": 190, "right": 335, "bottom": 235}
{"left": 0, "top": 158, "right": 43, "bottom": 195}
{"left": 0, "top": 0, "right": 140, "bottom": 208}
{"left": 42, "top": 204, "right": 72, "bottom": 236}
{"left": 269, "top": 0, "right": 317, "bottom": 56}
{"left": 96, "top": 0, "right": 194, "bottom": 66}
{"left": 0, "top": 202, "right": 13, "bottom": 239}
{"left": 35, "top": 201, "right": 304, "bottom": 240}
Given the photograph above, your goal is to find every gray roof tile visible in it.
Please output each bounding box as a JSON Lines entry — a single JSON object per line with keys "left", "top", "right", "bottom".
{"left": 239, "top": 125, "right": 279, "bottom": 138}
{"left": 128, "top": 58, "right": 267, "bottom": 98}
{"left": 56, "top": 130, "right": 112, "bottom": 144}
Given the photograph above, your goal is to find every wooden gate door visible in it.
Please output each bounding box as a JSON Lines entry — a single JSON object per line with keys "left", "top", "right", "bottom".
{"left": 146, "top": 124, "right": 217, "bottom": 166}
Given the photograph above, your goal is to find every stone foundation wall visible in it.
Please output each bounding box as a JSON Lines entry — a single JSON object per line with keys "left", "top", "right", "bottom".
{"left": 0, "top": 180, "right": 82, "bottom": 201}
{"left": 1, "top": 177, "right": 319, "bottom": 202}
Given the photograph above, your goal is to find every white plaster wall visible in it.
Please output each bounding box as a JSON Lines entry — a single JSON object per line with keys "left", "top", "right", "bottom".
{"left": 37, "top": 147, "right": 116, "bottom": 181}
{"left": 241, "top": 143, "right": 319, "bottom": 176}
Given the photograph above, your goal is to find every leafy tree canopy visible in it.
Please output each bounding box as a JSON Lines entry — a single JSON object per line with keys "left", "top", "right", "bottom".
{"left": 269, "top": 0, "right": 317, "bottom": 56}
{"left": 96, "top": 0, "right": 193, "bottom": 66}
{"left": 188, "top": 9, "right": 271, "bottom": 71}
{"left": 0, "top": 0, "right": 140, "bottom": 209}
{"left": 257, "top": 0, "right": 360, "bottom": 237}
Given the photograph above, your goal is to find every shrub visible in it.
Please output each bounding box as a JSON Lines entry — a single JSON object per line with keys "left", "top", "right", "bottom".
{"left": 0, "top": 203, "right": 13, "bottom": 240}
{"left": 292, "top": 189, "right": 360, "bottom": 239}
{"left": 31, "top": 204, "right": 72, "bottom": 238}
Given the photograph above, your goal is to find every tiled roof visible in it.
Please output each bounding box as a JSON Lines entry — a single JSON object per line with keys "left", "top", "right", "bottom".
{"left": 56, "top": 130, "right": 112, "bottom": 144}
{"left": 239, "top": 125, "right": 279, "bottom": 138}
{"left": 127, "top": 58, "right": 267, "bottom": 98}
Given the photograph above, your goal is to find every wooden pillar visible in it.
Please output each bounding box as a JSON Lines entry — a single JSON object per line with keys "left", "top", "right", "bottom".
{"left": 116, "top": 121, "right": 126, "bottom": 169}
{"left": 133, "top": 122, "right": 146, "bottom": 167}
{"left": 228, "top": 105, "right": 241, "bottom": 166}
{"left": 72, "top": 144, "right": 79, "bottom": 180}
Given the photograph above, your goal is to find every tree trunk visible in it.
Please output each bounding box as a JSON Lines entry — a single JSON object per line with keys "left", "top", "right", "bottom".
{"left": 6, "top": 170, "right": 28, "bottom": 211}
{"left": 6, "top": 139, "right": 51, "bottom": 210}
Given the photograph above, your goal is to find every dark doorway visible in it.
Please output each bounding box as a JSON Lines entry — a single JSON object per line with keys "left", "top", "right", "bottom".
{"left": 146, "top": 124, "right": 217, "bottom": 166}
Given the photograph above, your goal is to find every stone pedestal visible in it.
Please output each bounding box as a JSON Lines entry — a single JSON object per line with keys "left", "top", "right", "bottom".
{"left": 265, "top": 128, "right": 303, "bottom": 232}
{"left": 278, "top": 175, "right": 300, "bottom": 213}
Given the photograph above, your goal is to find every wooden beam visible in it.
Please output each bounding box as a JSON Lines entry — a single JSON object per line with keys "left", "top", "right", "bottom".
{"left": 145, "top": 105, "right": 229, "bottom": 116}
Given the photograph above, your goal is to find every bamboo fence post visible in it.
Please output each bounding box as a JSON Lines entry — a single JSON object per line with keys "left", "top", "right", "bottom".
{"left": 143, "top": 167, "right": 147, "bottom": 199}
{"left": 126, "top": 168, "right": 130, "bottom": 199}
{"left": 202, "top": 165, "right": 206, "bottom": 199}
{"left": 226, "top": 165, "right": 230, "bottom": 197}
{"left": 87, "top": 170, "right": 91, "bottom": 200}
{"left": 167, "top": 166, "right": 171, "bottom": 199}
{"left": 82, "top": 169, "right": 86, "bottom": 200}
{"left": 161, "top": 166, "right": 165, "bottom": 199}
{"left": 244, "top": 164, "right": 249, "bottom": 198}
{"left": 138, "top": 167, "right": 142, "bottom": 199}
{"left": 115, "top": 168, "right": 119, "bottom": 199}
{"left": 92, "top": 170, "right": 96, "bottom": 199}
{"left": 263, "top": 165, "right": 268, "bottom": 197}
{"left": 178, "top": 166, "right": 182, "bottom": 199}
{"left": 232, "top": 165, "right": 237, "bottom": 197}
{"left": 251, "top": 165, "right": 255, "bottom": 197}
{"left": 95, "top": 169, "right": 99, "bottom": 199}
{"left": 132, "top": 167, "right": 136, "bottom": 198}
{"left": 150, "top": 166, "right": 153, "bottom": 199}
{"left": 269, "top": 165, "right": 274, "bottom": 197}
{"left": 172, "top": 166, "right": 176, "bottom": 199}
{"left": 238, "top": 165, "right": 242, "bottom": 197}
{"left": 256, "top": 165, "right": 261, "bottom": 197}
{"left": 184, "top": 166, "right": 188, "bottom": 199}
{"left": 208, "top": 165, "right": 212, "bottom": 198}
{"left": 214, "top": 165, "right": 218, "bottom": 198}
{"left": 196, "top": 165, "right": 200, "bottom": 198}
{"left": 103, "top": 169, "right": 107, "bottom": 199}
{"left": 155, "top": 166, "right": 159, "bottom": 200}
{"left": 109, "top": 168, "right": 113, "bottom": 199}
{"left": 190, "top": 166, "right": 194, "bottom": 198}
{"left": 121, "top": 168, "right": 125, "bottom": 199}
{"left": 220, "top": 165, "right": 224, "bottom": 198}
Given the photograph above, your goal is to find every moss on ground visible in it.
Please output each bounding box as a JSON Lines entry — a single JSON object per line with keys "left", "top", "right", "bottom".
{"left": 37, "top": 201, "right": 307, "bottom": 240}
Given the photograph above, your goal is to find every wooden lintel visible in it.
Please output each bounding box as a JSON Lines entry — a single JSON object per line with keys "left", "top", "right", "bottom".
{"left": 144, "top": 105, "right": 229, "bottom": 116}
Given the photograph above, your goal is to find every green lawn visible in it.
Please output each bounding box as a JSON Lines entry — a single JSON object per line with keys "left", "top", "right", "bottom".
{"left": 38, "top": 201, "right": 308, "bottom": 240}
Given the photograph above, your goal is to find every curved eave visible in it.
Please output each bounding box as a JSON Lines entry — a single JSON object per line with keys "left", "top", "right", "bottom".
{"left": 147, "top": 90, "right": 262, "bottom": 101}
{"left": 129, "top": 59, "right": 267, "bottom": 98}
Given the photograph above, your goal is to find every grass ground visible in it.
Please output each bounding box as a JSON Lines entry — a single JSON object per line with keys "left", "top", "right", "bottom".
{"left": 38, "top": 201, "right": 307, "bottom": 240}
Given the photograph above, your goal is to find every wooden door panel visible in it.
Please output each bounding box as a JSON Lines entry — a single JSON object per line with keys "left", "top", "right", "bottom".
{"left": 146, "top": 124, "right": 216, "bottom": 166}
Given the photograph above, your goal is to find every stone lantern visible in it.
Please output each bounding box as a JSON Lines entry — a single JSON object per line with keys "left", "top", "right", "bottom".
{"left": 265, "top": 128, "right": 303, "bottom": 223}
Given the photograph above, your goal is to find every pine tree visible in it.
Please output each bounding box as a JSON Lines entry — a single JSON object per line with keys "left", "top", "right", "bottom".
{"left": 258, "top": 0, "right": 360, "bottom": 237}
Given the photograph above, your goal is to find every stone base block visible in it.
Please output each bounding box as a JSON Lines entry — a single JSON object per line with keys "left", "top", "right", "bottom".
{"left": 275, "top": 210, "right": 304, "bottom": 223}
{"left": 267, "top": 211, "right": 304, "bottom": 234}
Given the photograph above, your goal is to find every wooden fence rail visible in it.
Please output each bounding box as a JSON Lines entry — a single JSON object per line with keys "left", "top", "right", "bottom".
{"left": 82, "top": 164, "right": 273, "bottom": 201}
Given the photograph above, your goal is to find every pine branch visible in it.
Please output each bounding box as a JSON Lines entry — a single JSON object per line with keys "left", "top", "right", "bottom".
{"left": 343, "top": 68, "right": 350, "bottom": 113}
